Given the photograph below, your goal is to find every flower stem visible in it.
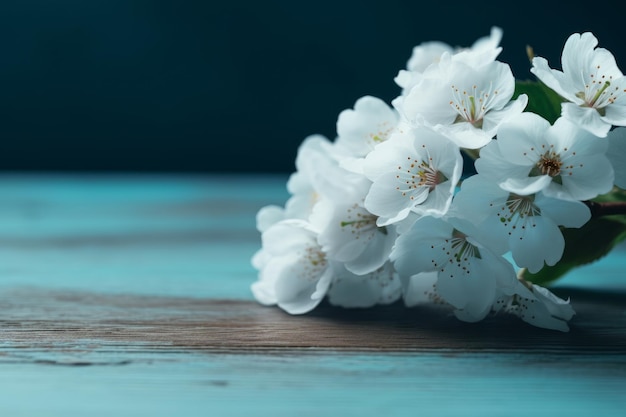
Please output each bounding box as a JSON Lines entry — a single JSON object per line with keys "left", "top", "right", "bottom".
{"left": 585, "top": 200, "right": 626, "bottom": 218}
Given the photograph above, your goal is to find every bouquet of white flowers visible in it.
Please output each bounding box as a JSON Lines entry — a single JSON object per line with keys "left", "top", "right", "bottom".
{"left": 251, "top": 28, "right": 626, "bottom": 331}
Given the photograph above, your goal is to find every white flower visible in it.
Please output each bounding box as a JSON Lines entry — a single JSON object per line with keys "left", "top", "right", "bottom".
{"left": 312, "top": 196, "right": 397, "bottom": 275}
{"left": 405, "top": 41, "right": 453, "bottom": 74}
{"left": 465, "top": 27, "right": 503, "bottom": 55}
{"left": 400, "top": 271, "right": 441, "bottom": 307}
{"left": 449, "top": 26, "right": 503, "bottom": 69}
{"left": 395, "top": 27, "right": 503, "bottom": 94}
{"left": 251, "top": 220, "right": 333, "bottom": 314}
{"left": 285, "top": 134, "right": 367, "bottom": 219}
{"left": 327, "top": 262, "right": 402, "bottom": 308}
{"left": 397, "top": 55, "right": 527, "bottom": 149}
{"left": 255, "top": 205, "right": 285, "bottom": 233}
{"left": 401, "top": 265, "right": 576, "bottom": 331}
{"left": 363, "top": 126, "right": 463, "bottom": 226}
{"left": 607, "top": 127, "right": 626, "bottom": 189}
{"left": 391, "top": 216, "right": 518, "bottom": 321}
{"left": 496, "top": 280, "right": 576, "bottom": 332}
{"left": 336, "top": 96, "right": 399, "bottom": 158}
{"left": 531, "top": 32, "right": 626, "bottom": 137}
{"left": 452, "top": 175, "right": 591, "bottom": 273}
{"left": 476, "top": 113, "right": 614, "bottom": 201}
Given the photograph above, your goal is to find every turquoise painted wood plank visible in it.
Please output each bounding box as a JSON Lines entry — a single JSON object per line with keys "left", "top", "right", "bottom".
{"left": 0, "top": 173, "right": 289, "bottom": 238}
{"left": 0, "top": 352, "right": 624, "bottom": 417}
{"left": 0, "top": 173, "right": 288, "bottom": 299}
{"left": 0, "top": 174, "right": 625, "bottom": 417}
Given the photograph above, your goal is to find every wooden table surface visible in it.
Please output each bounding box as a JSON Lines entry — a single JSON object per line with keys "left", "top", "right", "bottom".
{"left": 1, "top": 173, "right": 625, "bottom": 416}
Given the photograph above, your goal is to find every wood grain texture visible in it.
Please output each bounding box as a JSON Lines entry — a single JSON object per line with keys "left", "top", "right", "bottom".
{"left": 1, "top": 286, "right": 625, "bottom": 355}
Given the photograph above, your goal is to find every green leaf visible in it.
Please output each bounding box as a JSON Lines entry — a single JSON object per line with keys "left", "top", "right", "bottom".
{"left": 593, "top": 187, "right": 626, "bottom": 203}
{"left": 513, "top": 80, "right": 564, "bottom": 124}
{"left": 523, "top": 216, "right": 626, "bottom": 286}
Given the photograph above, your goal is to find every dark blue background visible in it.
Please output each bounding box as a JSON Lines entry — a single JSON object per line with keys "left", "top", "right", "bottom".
{"left": 0, "top": 0, "right": 623, "bottom": 173}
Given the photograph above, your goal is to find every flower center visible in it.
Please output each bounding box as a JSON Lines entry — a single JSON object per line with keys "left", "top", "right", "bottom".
{"left": 525, "top": 144, "right": 577, "bottom": 182}
{"left": 450, "top": 83, "right": 499, "bottom": 127}
{"left": 495, "top": 194, "right": 541, "bottom": 239}
{"left": 537, "top": 150, "right": 562, "bottom": 177}
{"left": 506, "top": 194, "right": 540, "bottom": 216}
{"left": 417, "top": 161, "right": 444, "bottom": 190}
{"left": 368, "top": 121, "right": 394, "bottom": 144}
{"left": 340, "top": 205, "right": 387, "bottom": 236}
{"left": 430, "top": 231, "right": 482, "bottom": 278}
{"left": 497, "top": 194, "right": 540, "bottom": 226}
{"left": 304, "top": 246, "right": 327, "bottom": 268}
{"left": 395, "top": 156, "right": 448, "bottom": 200}
{"left": 575, "top": 65, "right": 625, "bottom": 112}
{"left": 450, "top": 233, "right": 481, "bottom": 263}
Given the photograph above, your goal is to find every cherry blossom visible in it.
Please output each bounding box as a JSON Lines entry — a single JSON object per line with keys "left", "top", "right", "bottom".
{"left": 452, "top": 175, "right": 591, "bottom": 273}
{"left": 397, "top": 54, "right": 527, "bottom": 149}
{"left": 475, "top": 113, "right": 614, "bottom": 201}
{"left": 313, "top": 196, "right": 397, "bottom": 275}
{"left": 285, "top": 134, "right": 367, "bottom": 219}
{"left": 494, "top": 279, "right": 575, "bottom": 332}
{"left": 336, "top": 96, "right": 399, "bottom": 158}
{"left": 251, "top": 219, "right": 333, "bottom": 314}
{"left": 395, "top": 26, "right": 503, "bottom": 94}
{"left": 327, "top": 262, "right": 402, "bottom": 308}
{"left": 390, "top": 216, "right": 518, "bottom": 321}
{"left": 363, "top": 125, "right": 463, "bottom": 225}
{"left": 531, "top": 32, "right": 626, "bottom": 137}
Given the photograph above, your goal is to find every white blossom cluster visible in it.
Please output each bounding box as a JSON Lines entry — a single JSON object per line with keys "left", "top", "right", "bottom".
{"left": 251, "top": 28, "right": 626, "bottom": 331}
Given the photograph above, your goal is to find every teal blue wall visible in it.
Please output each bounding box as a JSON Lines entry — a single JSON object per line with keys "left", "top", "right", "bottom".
{"left": 0, "top": 1, "right": 622, "bottom": 172}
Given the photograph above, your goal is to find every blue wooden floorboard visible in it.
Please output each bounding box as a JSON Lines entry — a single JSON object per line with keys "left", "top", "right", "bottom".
{"left": 0, "top": 174, "right": 624, "bottom": 416}
{"left": 1, "top": 352, "right": 624, "bottom": 417}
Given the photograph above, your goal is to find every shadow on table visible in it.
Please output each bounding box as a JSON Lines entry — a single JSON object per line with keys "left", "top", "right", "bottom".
{"left": 293, "top": 286, "right": 626, "bottom": 354}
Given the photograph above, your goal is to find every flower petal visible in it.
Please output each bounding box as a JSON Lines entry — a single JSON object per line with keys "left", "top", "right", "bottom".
{"left": 561, "top": 103, "right": 611, "bottom": 137}
{"left": 499, "top": 175, "right": 553, "bottom": 196}
{"left": 530, "top": 57, "right": 577, "bottom": 103}
{"left": 509, "top": 215, "right": 564, "bottom": 273}
{"left": 534, "top": 194, "right": 591, "bottom": 228}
